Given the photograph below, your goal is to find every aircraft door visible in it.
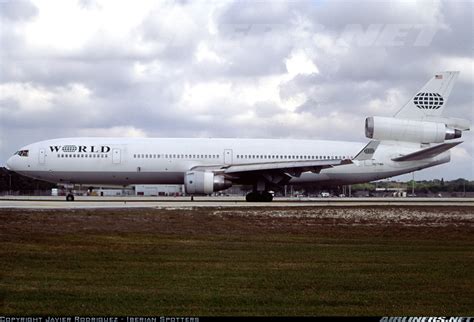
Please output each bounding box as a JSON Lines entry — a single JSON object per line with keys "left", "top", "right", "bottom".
{"left": 39, "top": 149, "right": 45, "bottom": 164}
{"left": 224, "top": 149, "right": 233, "bottom": 165}
{"left": 112, "top": 149, "right": 121, "bottom": 164}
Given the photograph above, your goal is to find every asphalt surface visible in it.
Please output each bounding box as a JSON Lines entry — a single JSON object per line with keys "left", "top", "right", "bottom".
{"left": 0, "top": 196, "right": 473, "bottom": 208}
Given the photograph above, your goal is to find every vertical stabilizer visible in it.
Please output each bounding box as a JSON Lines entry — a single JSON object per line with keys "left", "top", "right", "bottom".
{"left": 394, "top": 71, "right": 459, "bottom": 120}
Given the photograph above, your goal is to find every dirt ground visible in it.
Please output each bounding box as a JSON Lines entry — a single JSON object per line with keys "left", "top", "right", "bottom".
{"left": 1, "top": 206, "right": 473, "bottom": 239}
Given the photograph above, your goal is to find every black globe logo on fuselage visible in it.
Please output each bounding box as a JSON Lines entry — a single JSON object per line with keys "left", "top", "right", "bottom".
{"left": 62, "top": 145, "right": 78, "bottom": 153}
{"left": 413, "top": 92, "right": 444, "bottom": 109}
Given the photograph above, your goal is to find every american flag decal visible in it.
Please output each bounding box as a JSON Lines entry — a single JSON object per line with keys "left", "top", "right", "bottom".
{"left": 435, "top": 74, "right": 443, "bottom": 79}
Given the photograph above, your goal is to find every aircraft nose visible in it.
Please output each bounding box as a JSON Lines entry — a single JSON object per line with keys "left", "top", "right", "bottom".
{"left": 6, "top": 156, "right": 15, "bottom": 171}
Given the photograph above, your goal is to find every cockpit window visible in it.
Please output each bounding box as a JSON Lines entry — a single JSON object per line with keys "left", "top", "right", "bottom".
{"left": 15, "top": 150, "right": 29, "bottom": 157}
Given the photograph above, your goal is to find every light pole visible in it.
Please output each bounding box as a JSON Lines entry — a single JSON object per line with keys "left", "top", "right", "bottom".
{"left": 8, "top": 173, "right": 12, "bottom": 195}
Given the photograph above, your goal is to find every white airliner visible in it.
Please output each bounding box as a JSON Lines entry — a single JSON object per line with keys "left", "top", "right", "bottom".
{"left": 6, "top": 71, "right": 470, "bottom": 201}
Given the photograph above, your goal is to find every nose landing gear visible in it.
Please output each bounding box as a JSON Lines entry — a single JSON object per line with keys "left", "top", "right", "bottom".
{"left": 66, "top": 194, "right": 75, "bottom": 201}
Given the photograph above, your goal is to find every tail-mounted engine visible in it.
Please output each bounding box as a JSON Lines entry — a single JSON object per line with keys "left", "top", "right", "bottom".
{"left": 365, "top": 116, "right": 463, "bottom": 143}
{"left": 185, "top": 171, "right": 232, "bottom": 195}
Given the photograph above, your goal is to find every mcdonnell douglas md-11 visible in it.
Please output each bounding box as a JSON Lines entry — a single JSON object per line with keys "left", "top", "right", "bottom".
{"left": 6, "top": 71, "right": 470, "bottom": 201}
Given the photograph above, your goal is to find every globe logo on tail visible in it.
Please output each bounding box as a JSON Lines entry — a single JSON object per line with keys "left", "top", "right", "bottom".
{"left": 413, "top": 92, "right": 444, "bottom": 109}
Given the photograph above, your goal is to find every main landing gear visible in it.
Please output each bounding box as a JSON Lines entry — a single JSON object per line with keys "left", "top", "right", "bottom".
{"left": 245, "top": 191, "right": 273, "bottom": 202}
{"left": 66, "top": 193, "right": 75, "bottom": 201}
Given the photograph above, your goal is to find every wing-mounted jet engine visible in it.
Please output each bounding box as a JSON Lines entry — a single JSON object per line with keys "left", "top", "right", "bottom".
{"left": 184, "top": 171, "right": 232, "bottom": 195}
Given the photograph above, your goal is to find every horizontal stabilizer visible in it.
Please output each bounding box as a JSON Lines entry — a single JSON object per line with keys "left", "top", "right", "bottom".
{"left": 392, "top": 141, "right": 462, "bottom": 162}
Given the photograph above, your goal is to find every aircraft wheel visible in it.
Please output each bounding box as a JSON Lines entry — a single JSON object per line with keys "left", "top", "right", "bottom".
{"left": 246, "top": 191, "right": 273, "bottom": 202}
{"left": 245, "top": 192, "right": 259, "bottom": 202}
{"left": 261, "top": 191, "right": 273, "bottom": 202}
{"left": 66, "top": 194, "right": 75, "bottom": 201}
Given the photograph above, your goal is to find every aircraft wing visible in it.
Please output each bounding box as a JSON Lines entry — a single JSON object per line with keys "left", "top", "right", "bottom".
{"left": 391, "top": 141, "right": 462, "bottom": 162}
{"left": 222, "top": 158, "right": 352, "bottom": 177}
{"left": 192, "top": 158, "right": 352, "bottom": 179}
{"left": 192, "top": 140, "right": 379, "bottom": 181}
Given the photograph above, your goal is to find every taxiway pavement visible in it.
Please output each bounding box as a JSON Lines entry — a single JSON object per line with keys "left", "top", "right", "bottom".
{"left": 0, "top": 196, "right": 473, "bottom": 209}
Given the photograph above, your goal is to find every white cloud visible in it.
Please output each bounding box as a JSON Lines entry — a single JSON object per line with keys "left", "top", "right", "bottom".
{"left": 22, "top": 0, "right": 155, "bottom": 54}
{"left": 77, "top": 126, "right": 147, "bottom": 138}
{"left": 367, "top": 88, "right": 406, "bottom": 115}
{"left": 285, "top": 50, "right": 319, "bottom": 77}
{"left": 195, "top": 42, "right": 226, "bottom": 64}
{"left": 436, "top": 56, "right": 474, "bottom": 84}
{"left": 0, "top": 82, "right": 54, "bottom": 112}
{"left": 0, "top": 82, "right": 92, "bottom": 115}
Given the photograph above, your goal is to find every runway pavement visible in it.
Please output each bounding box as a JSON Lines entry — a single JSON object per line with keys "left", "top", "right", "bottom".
{"left": 0, "top": 195, "right": 473, "bottom": 208}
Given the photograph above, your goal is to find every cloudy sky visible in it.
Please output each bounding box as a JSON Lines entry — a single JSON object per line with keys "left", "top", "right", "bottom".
{"left": 0, "top": 0, "right": 472, "bottom": 180}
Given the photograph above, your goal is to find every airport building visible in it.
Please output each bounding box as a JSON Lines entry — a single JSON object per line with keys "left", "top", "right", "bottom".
{"left": 134, "top": 184, "right": 184, "bottom": 196}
